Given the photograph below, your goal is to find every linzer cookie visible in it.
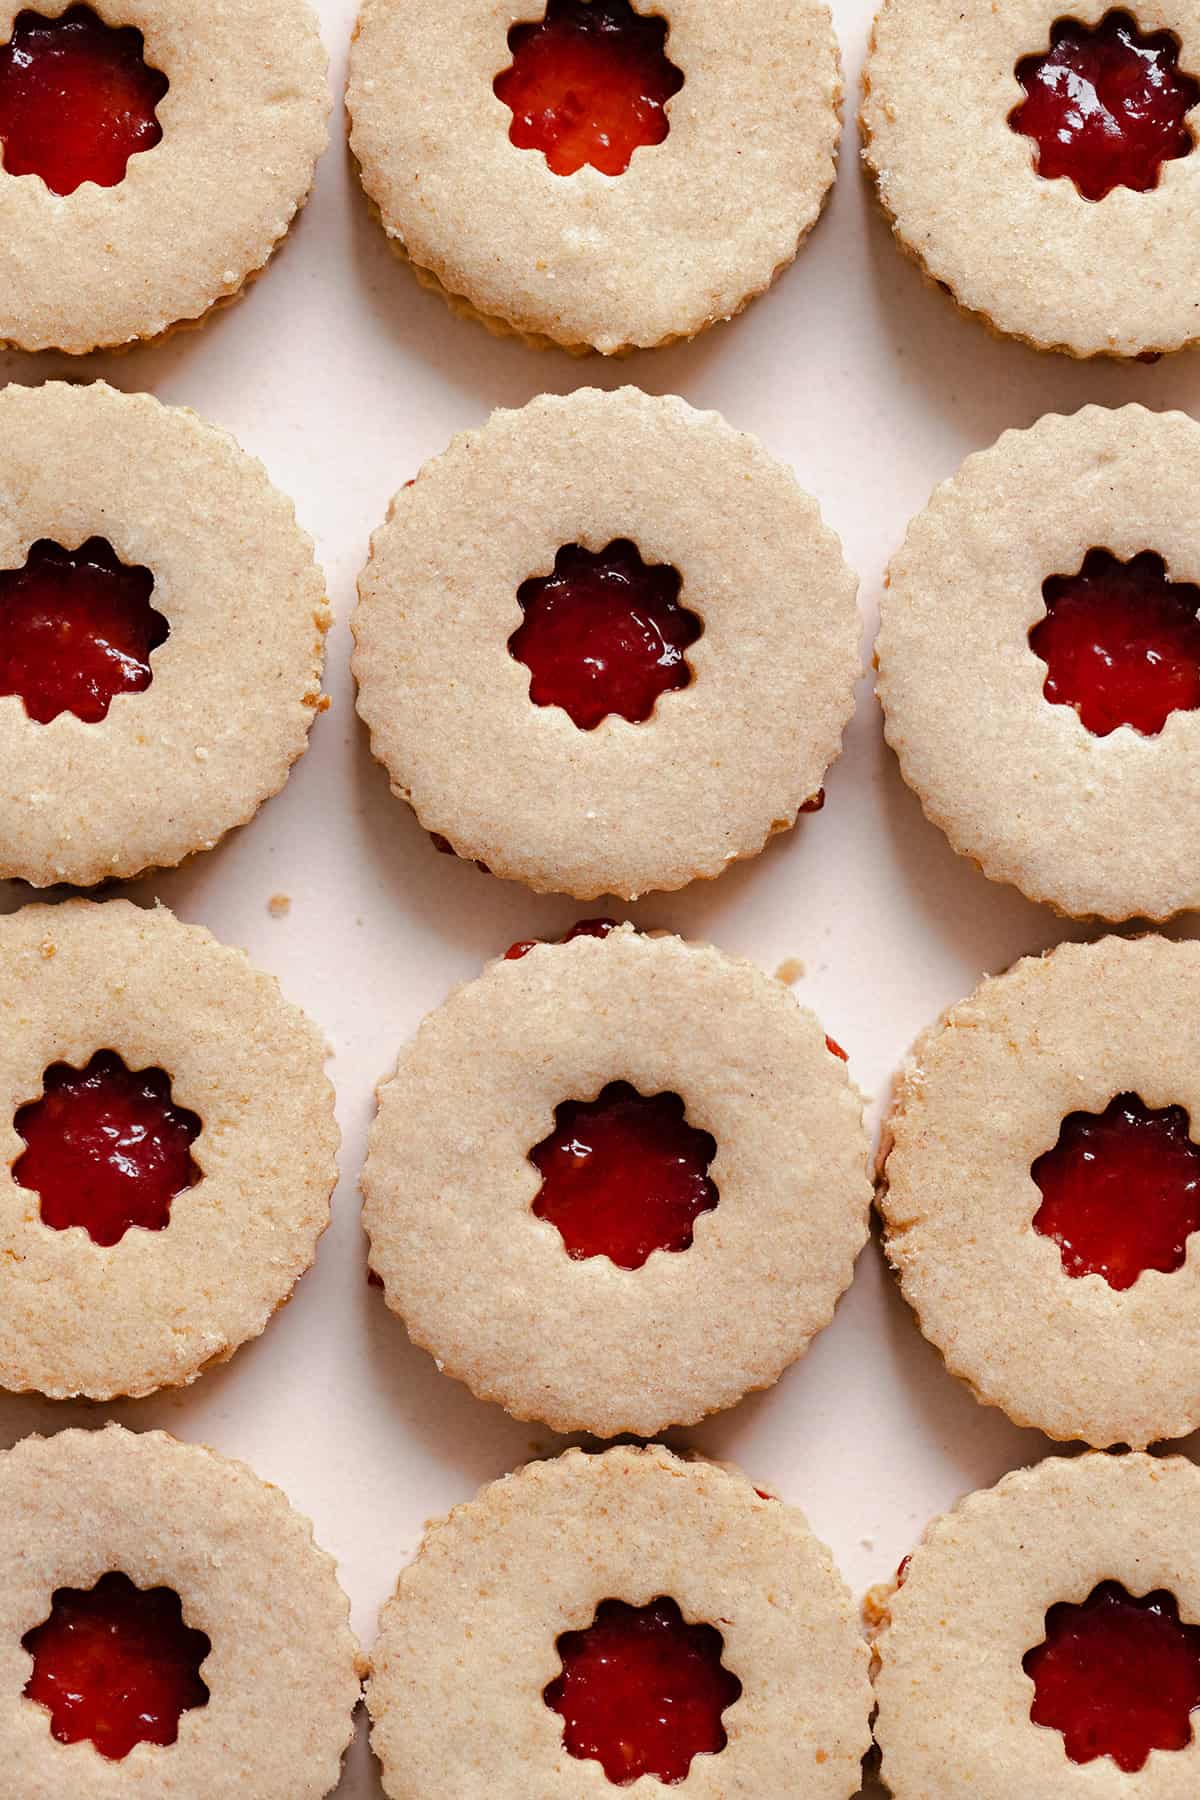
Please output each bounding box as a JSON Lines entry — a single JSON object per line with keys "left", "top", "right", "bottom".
{"left": 352, "top": 387, "right": 860, "bottom": 900}
{"left": 0, "top": 898, "right": 338, "bottom": 1400}
{"left": 0, "top": 380, "right": 328, "bottom": 887}
{"left": 863, "top": 0, "right": 1200, "bottom": 357}
{"left": 0, "top": 0, "right": 328, "bottom": 352}
{"left": 879, "top": 935, "right": 1200, "bottom": 1448}
{"left": 0, "top": 1425, "right": 361, "bottom": 1795}
{"left": 362, "top": 924, "right": 871, "bottom": 1436}
{"left": 346, "top": 0, "right": 842, "bottom": 353}
{"left": 873, "top": 1453, "right": 1200, "bottom": 1796}
{"left": 878, "top": 405, "right": 1200, "bottom": 921}
{"left": 368, "top": 1445, "right": 871, "bottom": 1797}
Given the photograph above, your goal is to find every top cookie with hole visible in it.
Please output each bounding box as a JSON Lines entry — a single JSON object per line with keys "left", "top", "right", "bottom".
{"left": 0, "top": 0, "right": 329, "bottom": 352}
{"left": 878, "top": 405, "right": 1200, "bottom": 921}
{"left": 863, "top": 0, "right": 1200, "bottom": 357}
{"left": 352, "top": 387, "right": 860, "bottom": 900}
{"left": 347, "top": 0, "right": 842, "bottom": 352}
{"left": 362, "top": 923, "right": 871, "bottom": 1436}
{"left": 0, "top": 380, "right": 328, "bottom": 888}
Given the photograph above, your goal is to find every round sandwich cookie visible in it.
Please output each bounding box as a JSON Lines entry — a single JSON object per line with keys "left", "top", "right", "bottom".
{"left": 352, "top": 386, "right": 860, "bottom": 901}
{"left": 347, "top": 0, "right": 842, "bottom": 354}
{"left": 878, "top": 405, "right": 1200, "bottom": 921}
{"left": 362, "top": 923, "right": 871, "bottom": 1436}
{"left": 0, "top": 1424, "right": 362, "bottom": 1796}
{"left": 368, "top": 1444, "right": 872, "bottom": 1798}
{"left": 862, "top": 0, "right": 1200, "bottom": 358}
{"left": 879, "top": 934, "right": 1200, "bottom": 1448}
{"left": 873, "top": 1452, "right": 1200, "bottom": 1797}
{"left": 0, "top": 380, "right": 328, "bottom": 888}
{"left": 0, "top": 0, "right": 328, "bottom": 352}
{"left": 0, "top": 897, "right": 338, "bottom": 1400}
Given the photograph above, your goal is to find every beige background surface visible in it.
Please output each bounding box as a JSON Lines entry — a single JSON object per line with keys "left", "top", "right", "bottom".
{"left": 5, "top": 0, "right": 1200, "bottom": 1791}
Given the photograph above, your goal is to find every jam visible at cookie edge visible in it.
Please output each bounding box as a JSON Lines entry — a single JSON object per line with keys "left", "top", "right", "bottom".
{"left": 15, "top": 1049, "right": 202, "bottom": 1247}
{"left": 0, "top": 6, "right": 168, "bottom": 197}
{"left": 495, "top": 0, "right": 683, "bottom": 178}
{"left": 509, "top": 540, "right": 700, "bottom": 731}
{"left": 0, "top": 538, "right": 166, "bottom": 725}
{"left": 544, "top": 1596, "right": 742, "bottom": 1785}
{"left": 1024, "top": 1581, "right": 1200, "bottom": 1771}
{"left": 506, "top": 918, "right": 619, "bottom": 959}
{"left": 23, "top": 1570, "right": 210, "bottom": 1761}
{"left": 1029, "top": 549, "right": 1200, "bottom": 737}
{"left": 1032, "top": 1092, "right": 1200, "bottom": 1290}
{"left": 531, "top": 1080, "right": 717, "bottom": 1269}
{"left": 1011, "top": 11, "right": 1199, "bottom": 202}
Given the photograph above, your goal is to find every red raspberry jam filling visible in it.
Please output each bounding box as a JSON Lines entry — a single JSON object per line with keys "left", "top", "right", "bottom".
{"left": 494, "top": 0, "right": 682, "bottom": 178}
{"left": 544, "top": 1596, "right": 741, "bottom": 1785}
{"left": 1031, "top": 1092, "right": 1200, "bottom": 1290}
{"left": 1029, "top": 549, "right": 1200, "bottom": 737}
{"left": 23, "top": 1571, "right": 209, "bottom": 1761}
{"left": 0, "top": 538, "right": 166, "bottom": 725}
{"left": 14, "top": 1050, "right": 202, "bottom": 1248}
{"left": 530, "top": 1080, "right": 717, "bottom": 1269}
{"left": 509, "top": 540, "right": 700, "bottom": 731}
{"left": 1024, "top": 1581, "right": 1200, "bottom": 1771}
{"left": 825, "top": 1034, "right": 848, "bottom": 1061}
{"left": 506, "top": 917, "right": 619, "bottom": 959}
{"left": 1010, "top": 11, "right": 1199, "bottom": 201}
{"left": 0, "top": 5, "right": 167, "bottom": 197}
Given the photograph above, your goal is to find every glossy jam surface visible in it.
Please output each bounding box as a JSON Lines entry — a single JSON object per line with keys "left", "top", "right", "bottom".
{"left": 0, "top": 538, "right": 165, "bottom": 725}
{"left": 531, "top": 1080, "right": 716, "bottom": 1269}
{"left": 0, "top": 6, "right": 167, "bottom": 196}
{"left": 1029, "top": 549, "right": 1200, "bottom": 737}
{"left": 1024, "top": 1582, "right": 1200, "bottom": 1771}
{"left": 545, "top": 1596, "right": 741, "bottom": 1785}
{"left": 509, "top": 540, "right": 699, "bottom": 730}
{"left": 15, "top": 1050, "right": 202, "bottom": 1247}
{"left": 494, "top": 0, "right": 682, "bottom": 177}
{"left": 23, "top": 1571, "right": 210, "bottom": 1761}
{"left": 506, "top": 917, "right": 619, "bottom": 960}
{"left": 1032, "top": 1093, "right": 1200, "bottom": 1290}
{"left": 1011, "top": 11, "right": 1199, "bottom": 200}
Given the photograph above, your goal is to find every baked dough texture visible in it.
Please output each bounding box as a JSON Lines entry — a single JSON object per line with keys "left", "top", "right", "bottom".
{"left": 880, "top": 935, "right": 1200, "bottom": 1448}
{"left": 368, "top": 1443, "right": 872, "bottom": 1798}
{"left": 0, "top": 381, "right": 329, "bottom": 887}
{"left": 862, "top": 0, "right": 1200, "bottom": 358}
{"left": 363, "top": 925, "right": 872, "bottom": 1435}
{"left": 0, "top": 898, "right": 338, "bottom": 1400}
{"left": 877, "top": 405, "right": 1200, "bottom": 921}
{"left": 873, "top": 1452, "right": 1200, "bottom": 1797}
{"left": 347, "top": 0, "right": 841, "bottom": 353}
{"left": 352, "top": 387, "right": 861, "bottom": 900}
{"left": 0, "top": 0, "right": 329, "bottom": 352}
{"left": 0, "top": 1424, "right": 362, "bottom": 1797}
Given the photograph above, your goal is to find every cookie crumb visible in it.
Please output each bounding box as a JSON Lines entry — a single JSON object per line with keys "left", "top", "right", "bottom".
{"left": 267, "top": 894, "right": 291, "bottom": 918}
{"left": 775, "top": 957, "right": 805, "bottom": 985}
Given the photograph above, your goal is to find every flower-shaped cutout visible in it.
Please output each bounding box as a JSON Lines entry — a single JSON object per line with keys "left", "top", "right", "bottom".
{"left": 494, "top": 0, "right": 683, "bottom": 177}
{"left": 530, "top": 1080, "right": 717, "bottom": 1269}
{"left": 508, "top": 538, "right": 700, "bottom": 730}
{"left": 1010, "top": 12, "right": 1200, "bottom": 201}
{"left": 1024, "top": 1581, "right": 1200, "bottom": 1770}
{"left": 0, "top": 537, "right": 168, "bottom": 725}
{"left": 0, "top": 5, "right": 168, "bottom": 196}
{"left": 545, "top": 1596, "right": 742, "bottom": 1784}
{"left": 14, "top": 1049, "right": 202, "bottom": 1246}
{"left": 1031, "top": 1092, "right": 1200, "bottom": 1289}
{"left": 1028, "top": 548, "right": 1200, "bottom": 737}
{"left": 23, "top": 1570, "right": 210, "bottom": 1760}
